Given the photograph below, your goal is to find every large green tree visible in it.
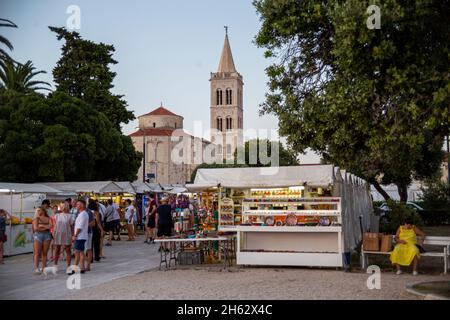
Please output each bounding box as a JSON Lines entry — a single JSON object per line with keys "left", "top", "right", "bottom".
{"left": 234, "top": 139, "right": 299, "bottom": 167}
{"left": 49, "top": 26, "right": 134, "bottom": 129}
{"left": 0, "top": 90, "right": 141, "bottom": 182}
{"left": 254, "top": 0, "right": 450, "bottom": 202}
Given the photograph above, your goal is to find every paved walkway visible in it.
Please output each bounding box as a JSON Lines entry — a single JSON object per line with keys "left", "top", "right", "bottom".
{"left": 0, "top": 235, "right": 160, "bottom": 299}
{"left": 2, "top": 236, "right": 449, "bottom": 300}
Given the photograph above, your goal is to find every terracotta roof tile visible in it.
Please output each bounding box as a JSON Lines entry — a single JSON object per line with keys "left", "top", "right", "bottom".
{"left": 129, "top": 129, "right": 200, "bottom": 138}
{"left": 138, "top": 106, "right": 181, "bottom": 118}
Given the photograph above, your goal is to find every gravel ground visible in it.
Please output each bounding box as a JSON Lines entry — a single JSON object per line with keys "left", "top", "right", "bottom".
{"left": 61, "top": 265, "right": 450, "bottom": 300}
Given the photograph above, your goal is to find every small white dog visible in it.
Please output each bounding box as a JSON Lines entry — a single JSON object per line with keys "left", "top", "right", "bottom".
{"left": 42, "top": 265, "right": 58, "bottom": 279}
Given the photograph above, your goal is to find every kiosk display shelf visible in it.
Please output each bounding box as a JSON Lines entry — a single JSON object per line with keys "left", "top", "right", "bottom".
{"left": 236, "top": 196, "right": 343, "bottom": 267}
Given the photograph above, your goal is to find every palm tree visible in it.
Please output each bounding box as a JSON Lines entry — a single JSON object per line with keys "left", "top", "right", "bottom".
{"left": 0, "top": 18, "right": 18, "bottom": 65}
{"left": 0, "top": 59, "right": 51, "bottom": 92}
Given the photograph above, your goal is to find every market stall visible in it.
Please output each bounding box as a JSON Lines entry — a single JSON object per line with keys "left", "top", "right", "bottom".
{"left": 179, "top": 186, "right": 220, "bottom": 233}
{"left": 0, "top": 182, "right": 64, "bottom": 256}
{"left": 42, "top": 181, "right": 124, "bottom": 205}
{"left": 186, "top": 165, "right": 374, "bottom": 268}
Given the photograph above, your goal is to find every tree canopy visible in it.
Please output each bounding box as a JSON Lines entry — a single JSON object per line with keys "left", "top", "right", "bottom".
{"left": 0, "top": 90, "right": 141, "bottom": 182}
{"left": 49, "top": 26, "right": 135, "bottom": 129}
{"left": 254, "top": 0, "right": 450, "bottom": 202}
{"left": 234, "top": 138, "right": 299, "bottom": 167}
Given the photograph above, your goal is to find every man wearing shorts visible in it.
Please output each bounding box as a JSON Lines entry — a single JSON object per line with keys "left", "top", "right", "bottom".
{"left": 156, "top": 198, "right": 173, "bottom": 252}
{"left": 72, "top": 200, "right": 89, "bottom": 274}
{"left": 111, "top": 202, "right": 121, "bottom": 241}
{"left": 103, "top": 200, "right": 116, "bottom": 246}
{"left": 144, "top": 194, "right": 157, "bottom": 244}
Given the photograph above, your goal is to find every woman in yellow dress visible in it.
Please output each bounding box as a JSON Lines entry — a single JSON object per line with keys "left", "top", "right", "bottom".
{"left": 390, "top": 217, "right": 425, "bottom": 275}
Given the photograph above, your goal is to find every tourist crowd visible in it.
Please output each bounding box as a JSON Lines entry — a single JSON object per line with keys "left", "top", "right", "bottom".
{"left": 0, "top": 193, "right": 192, "bottom": 273}
{"left": 31, "top": 197, "right": 136, "bottom": 275}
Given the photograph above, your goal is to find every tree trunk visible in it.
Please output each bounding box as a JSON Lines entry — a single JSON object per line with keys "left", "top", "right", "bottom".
{"left": 397, "top": 183, "right": 408, "bottom": 203}
{"left": 369, "top": 179, "right": 391, "bottom": 202}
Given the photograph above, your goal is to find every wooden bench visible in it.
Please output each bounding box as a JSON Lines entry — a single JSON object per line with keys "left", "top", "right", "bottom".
{"left": 361, "top": 236, "right": 450, "bottom": 274}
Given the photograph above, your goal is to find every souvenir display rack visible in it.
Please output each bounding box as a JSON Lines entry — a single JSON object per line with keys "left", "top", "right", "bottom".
{"left": 218, "top": 189, "right": 247, "bottom": 231}
{"left": 218, "top": 187, "right": 307, "bottom": 231}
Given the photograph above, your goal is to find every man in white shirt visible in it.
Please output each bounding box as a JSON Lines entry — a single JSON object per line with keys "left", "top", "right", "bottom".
{"left": 111, "top": 202, "right": 121, "bottom": 241}
{"left": 72, "top": 200, "right": 89, "bottom": 274}
{"left": 124, "top": 199, "right": 135, "bottom": 241}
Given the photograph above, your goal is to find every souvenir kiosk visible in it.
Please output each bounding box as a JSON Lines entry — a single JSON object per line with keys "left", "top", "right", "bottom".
{"left": 186, "top": 165, "right": 373, "bottom": 267}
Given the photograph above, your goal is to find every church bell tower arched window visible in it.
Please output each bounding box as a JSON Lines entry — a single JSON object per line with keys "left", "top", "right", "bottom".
{"left": 216, "top": 89, "right": 223, "bottom": 106}
{"left": 217, "top": 117, "right": 223, "bottom": 132}
{"left": 226, "top": 88, "right": 232, "bottom": 105}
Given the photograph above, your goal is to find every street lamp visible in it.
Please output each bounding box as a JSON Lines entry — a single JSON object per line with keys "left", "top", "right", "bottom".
{"left": 136, "top": 127, "right": 146, "bottom": 183}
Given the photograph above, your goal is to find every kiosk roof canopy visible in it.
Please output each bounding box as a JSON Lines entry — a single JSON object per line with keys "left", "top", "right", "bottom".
{"left": 41, "top": 181, "right": 123, "bottom": 194}
{"left": 114, "top": 181, "right": 136, "bottom": 194}
{"left": 187, "top": 165, "right": 336, "bottom": 190}
{"left": 0, "top": 182, "right": 63, "bottom": 194}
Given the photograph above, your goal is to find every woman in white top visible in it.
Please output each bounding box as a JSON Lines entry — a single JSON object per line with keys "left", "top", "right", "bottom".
{"left": 53, "top": 201, "right": 73, "bottom": 269}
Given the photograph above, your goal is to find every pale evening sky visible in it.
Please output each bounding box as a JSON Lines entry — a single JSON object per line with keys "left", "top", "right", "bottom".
{"left": 1, "top": 0, "right": 321, "bottom": 163}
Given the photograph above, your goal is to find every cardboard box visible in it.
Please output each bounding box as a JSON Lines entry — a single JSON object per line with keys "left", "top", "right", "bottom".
{"left": 363, "top": 232, "right": 380, "bottom": 251}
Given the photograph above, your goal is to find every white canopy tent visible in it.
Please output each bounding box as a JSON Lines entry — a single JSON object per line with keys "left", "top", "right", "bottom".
{"left": 146, "top": 183, "right": 165, "bottom": 193}
{"left": 41, "top": 181, "right": 123, "bottom": 194}
{"left": 186, "top": 165, "right": 335, "bottom": 190}
{"left": 165, "top": 187, "right": 188, "bottom": 194}
{"left": 0, "top": 182, "right": 63, "bottom": 194}
{"left": 115, "top": 182, "right": 137, "bottom": 195}
{"left": 131, "top": 182, "right": 154, "bottom": 194}
{"left": 130, "top": 182, "right": 188, "bottom": 194}
{"left": 0, "top": 182, "right": 66, "bottom": 218}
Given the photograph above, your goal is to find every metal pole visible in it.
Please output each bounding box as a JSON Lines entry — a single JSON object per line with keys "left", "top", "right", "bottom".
{"left": 20, "top": 192, "right": 23, "bottom": 222}
{"left": 154, "top": 142, "right": 158, "bottom": 183}
{"left": 10, "top": 191, "right": 13, "bottom": 226}
{"left": 447, "top": 134, "right": 449, "bottom": 197}
{"left": 143, "top": 131, "right": 146, "bottom": 183}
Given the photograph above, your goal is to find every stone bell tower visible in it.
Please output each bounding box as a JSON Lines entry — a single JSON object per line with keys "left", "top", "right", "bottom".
{"left": 210, "top": 27, "right": 244, "bottom": 161}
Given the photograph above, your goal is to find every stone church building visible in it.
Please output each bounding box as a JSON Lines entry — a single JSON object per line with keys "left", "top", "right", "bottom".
{"left": 130, "top": 30, "right": 243, "bottom": 184}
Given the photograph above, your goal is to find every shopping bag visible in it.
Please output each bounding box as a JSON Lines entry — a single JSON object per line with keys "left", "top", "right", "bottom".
{"left": 380, "top": 234, "right": 393, "bottom": 252}
{"left": 363, "top": 232, "right": 380, "bottom": 251}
